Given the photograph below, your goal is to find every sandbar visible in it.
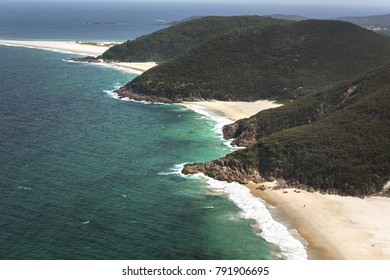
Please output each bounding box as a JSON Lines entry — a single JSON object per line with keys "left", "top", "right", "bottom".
{"left": 0, "top": 40, "right": 109, "bottom": 56}
{"left": 0, "top": 40, "right": 157, "bottom": 72}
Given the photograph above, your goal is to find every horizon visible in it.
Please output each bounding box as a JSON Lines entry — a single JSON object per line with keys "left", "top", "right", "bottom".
{"left": 1, "top": 1, "right": 389, "bottom": 19}
{"left": 2, "top": 0, "right": 390, "bottom": 6}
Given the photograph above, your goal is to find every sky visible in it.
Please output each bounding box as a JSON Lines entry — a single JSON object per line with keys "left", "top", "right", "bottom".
{"left": 4, "top": 0, "right": 390, "bottom": 6}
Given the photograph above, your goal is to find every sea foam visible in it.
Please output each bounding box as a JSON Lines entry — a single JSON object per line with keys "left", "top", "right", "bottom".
{"left": 201, "top": 175, "right": 307, "bottom": 260}
{"left": 104, "top": 73, "right": 307, "bottom": 259}
{"left": 159, "top": 163, "right": 308, "bottom": 260}
{"left": 182, "top": 103, "right": 243, "bottom": 148}
{"left": 103, "top": 89, "right": 165, "bottom": 105}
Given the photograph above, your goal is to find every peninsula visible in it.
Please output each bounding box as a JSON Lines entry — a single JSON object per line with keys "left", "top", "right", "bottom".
{"left": 97, "top": 15, "right": 390, "bottom": 259}
{"left": 0, "top": 40, "right": 157, "bottom": 73}
{"left": 3, "top": 15, "right": 389, "bottom": 259}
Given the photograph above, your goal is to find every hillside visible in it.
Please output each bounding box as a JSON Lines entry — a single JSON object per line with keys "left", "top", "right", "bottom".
{"left": 183, "top": 63, "right": 390, "bottom": 197}
{"left": 222, "top": 79, "right": 363, "bottom": 146}
{"left": 268, "top": 14, "right": 309, "bottom": 21}
{"left": 337, "top": 14, "right": 390, "bottom": 36}
{"left": 101, "top": 16, "right": 282, "bottom": 63}
{"left": 118, "top": 19, "right": 390, "bottom": 102}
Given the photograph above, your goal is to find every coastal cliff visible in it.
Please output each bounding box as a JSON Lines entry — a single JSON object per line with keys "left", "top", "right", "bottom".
{"left": 182, "top": 154, "right": 263, "bottom": 184}
{"left": 183, "top": 63, "right": 390, "bottom": 197}
{"left": 99, "top": 16, "right": 390, "bottom": 197}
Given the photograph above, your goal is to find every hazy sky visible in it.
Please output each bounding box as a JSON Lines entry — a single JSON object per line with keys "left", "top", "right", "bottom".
{"left": 5, "top": 0, "right": 390, "bottom": 6}
{"left": 150, "top": 0, "right": 390, "bottom": 6}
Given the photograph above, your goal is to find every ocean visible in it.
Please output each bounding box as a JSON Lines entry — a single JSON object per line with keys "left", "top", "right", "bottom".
{"left": 1, "top": 1, "right": 388, "bottom": 260}
{"left": 0, "top": 1, "right": 388, "bottom": 40}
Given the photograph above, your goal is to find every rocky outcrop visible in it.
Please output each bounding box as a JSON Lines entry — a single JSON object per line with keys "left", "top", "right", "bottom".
{"left": 182, "top": 154, "right": 263, "bottom": 184}
{"left": 114, "top": 86, "right": 177, "bottom": 103}
{"left": 65, "top": 57, "right": 100, "bottom": 63}
{"left": 222, "top": 118, "right": 258, "bottom": 146}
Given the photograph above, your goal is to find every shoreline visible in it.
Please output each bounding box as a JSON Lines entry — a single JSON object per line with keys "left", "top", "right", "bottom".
{"left": 3, "top": 39, "right": 389, "bottom": 259}
{"left": 184, "top": 100, "right": 282, "bottom": 122}
{"left": 247, "top": 183, "right": 390, "bottom": 259}
{"left": 187, "top": 102, "right": 390, "bottom": 260}
{"left": 0, "top": 39, "right": 157, "bottom": 73}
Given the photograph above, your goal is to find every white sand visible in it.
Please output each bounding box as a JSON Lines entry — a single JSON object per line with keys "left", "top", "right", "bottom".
{"left": 186, "top": 100, "right": 390, "bottom": 260}
{"left": 0, "top": 40, "right": 157, "bottom": 72}
{"left": 248, "top": 182, "right": 390, "bottom": 259}
{"left": 184, "top": 100, "right": 283, "bottom": 121}
{"left": 0, "top": 40, "right": 109, "bottom": 56}
{"left": 111, "top": 62, "right": 157, "bottom": 72}
{"left": 4, "top": 40, "right": 388, "bottom": 260}
{"left": 326, "top": 195, "right": 390, "bottom": 258}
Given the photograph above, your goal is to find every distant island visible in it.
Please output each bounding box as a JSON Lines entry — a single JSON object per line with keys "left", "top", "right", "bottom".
{"left": 85, "top": 21, "right": 118, "bottom": 25}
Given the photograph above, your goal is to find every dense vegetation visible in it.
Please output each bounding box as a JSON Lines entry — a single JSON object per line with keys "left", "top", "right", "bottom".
{"left": 101, "top": 16, "right": 282, "bottom": 63}
{"left": 213, "top": 64, "right": 390, "bottom": 196}
{"left": 125, "top": 19, "right": 390, "bottom": 101}
{"left": 223, "top": 79, "right": 363, "bottom": 146}
{"left": 104, "top": 15, "right": 390, "bottom": 196}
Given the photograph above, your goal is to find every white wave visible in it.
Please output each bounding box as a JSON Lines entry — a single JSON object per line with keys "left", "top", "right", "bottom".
{"left": 61, "top": 58, "right": 88, "bottom": 64}
{"left": 103, "top": 88, "right": 169, "bottom": 106}
{"left": 103, "top": 89, "right": 121, "bottom": 100}
{"left": 182, "top": 103, "right": 242, "bottom": 148}
{"left": 157, "top": 163, "right": 190, "bottom": 177}
{"left": 159, "top": 163, "right": 308, "bottom": 259}
{"left": 81, "top": 221, "right": 90, "bottom": 225}
{"left": 62, "top": 57, "right": 143, "bottom": 75}
{"left": 17, "top": 186, "right": 32, "bottom": 190}
{"left": 201, "top": 175, "right": 307, "bottom": 260}
{"left": 103, "top": 88, "right": 152, "bottom": 104}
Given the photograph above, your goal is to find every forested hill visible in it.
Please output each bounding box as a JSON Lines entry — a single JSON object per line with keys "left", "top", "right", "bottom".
{"left": 183, "top": 62, "right": 390, "bottom": 197}
{"left": 118, "top": 19, "right": 390, "bottom": 102}
{"left": 101, "top": 16, "right": 283, "bottom": 63}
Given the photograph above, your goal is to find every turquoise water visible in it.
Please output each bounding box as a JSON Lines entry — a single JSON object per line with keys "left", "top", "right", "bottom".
{"left": 0, "top": 45, "right": 293, "bottom": 259}
{"left": 0, "top": 0, "right": 339, "bottom": 259}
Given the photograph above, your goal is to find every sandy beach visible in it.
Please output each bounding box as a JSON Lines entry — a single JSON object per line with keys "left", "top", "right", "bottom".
{"left": 110, "top": 62, "right": 158, "bottom": 72}
{"left": 247, "top": 183, "right": 390, "bottom": 260}
{"left": 0, "top": 40, "right": 109, "bottom": 56}
{"left": 188, "top": 101, "right": 390, "bottom": 260}
{"left": 3, "top": 39, "right": 389, "bottom": 260}
{"left": 0, "top": 40, "right": 157, "bottom": 72}
{"left": 184, "top": 100, "right": 282, "bottom": 122}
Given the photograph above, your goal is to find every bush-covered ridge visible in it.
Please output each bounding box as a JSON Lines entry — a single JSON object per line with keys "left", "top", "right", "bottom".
{"left": 101, "top": 16, "right": 283, "bottom": 63}
{"left": 183, "top": 63, "right": 390, "bottom": 197}
{"left": 121, "top": 19, "right": 390, "bottom": 102}
{"left": 222, "top": 79, "right": 364, "bottom": 146}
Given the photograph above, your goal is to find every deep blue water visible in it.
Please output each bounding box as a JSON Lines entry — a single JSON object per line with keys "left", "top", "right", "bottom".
{"left": 0, "top": 45, "right": 294, "bottom": 259}
{"left": 0, "top": 1, "right": 389, "bottom": 41}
